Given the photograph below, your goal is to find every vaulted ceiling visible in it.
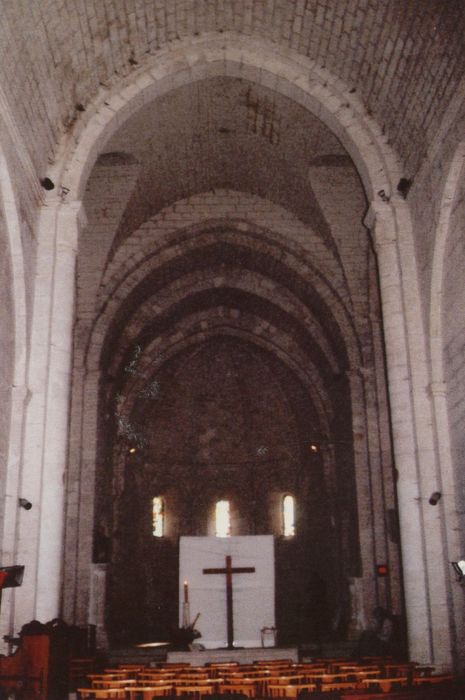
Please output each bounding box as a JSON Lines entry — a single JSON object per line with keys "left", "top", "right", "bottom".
{"left": 104, "top": 76, "right": 347, "bottom": 250}
{"left": 1, "top": 0, "right": 464, "bottom": 182}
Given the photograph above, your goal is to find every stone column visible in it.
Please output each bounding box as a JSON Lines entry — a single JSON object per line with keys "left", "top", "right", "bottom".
{"left": 14, "top": 199, "right": 84, "bottom": 629}
{"left": 89, "top": 563, "right": 109, "bottom": 649}
{"left": 0, "top": 384, "right": 29, "bottom": 651}
{"left": 345, "top": 368, "right": 377, "bottom": 631}
{"left": 366, "top": 201, "right": 433, "bottom": 663}
{"left": 429, "top": 379, "right": 465, "bottom": 669}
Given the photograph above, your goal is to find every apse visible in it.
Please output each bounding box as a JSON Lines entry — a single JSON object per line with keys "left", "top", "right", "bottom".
{"left": 101, "top": 336, "right": 353, "bottom": 644}
{"left": 92, "top": 214, "right": 363, "bottom": 646}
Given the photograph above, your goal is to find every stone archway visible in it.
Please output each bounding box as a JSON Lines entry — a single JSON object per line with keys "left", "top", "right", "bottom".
{"left": 24, "top": 34, "right": 454, "bottom": 667}
{"left": 106, "top": 336, "right": 342, "bottom": 646}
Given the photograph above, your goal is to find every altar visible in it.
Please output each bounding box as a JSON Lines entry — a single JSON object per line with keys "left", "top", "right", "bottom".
{"left": 167, "top": 646, "right": 299, "bottom": 665}
{"left": 179, "top": 535, "right": 275, "bottom": 649}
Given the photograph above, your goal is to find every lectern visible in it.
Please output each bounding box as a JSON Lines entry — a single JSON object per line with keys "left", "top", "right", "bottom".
{"left": 0, "top": 565, "right": 24, "bottom": 613}
{"left": 0, "top": 565, "right": 25, "bottom": 589}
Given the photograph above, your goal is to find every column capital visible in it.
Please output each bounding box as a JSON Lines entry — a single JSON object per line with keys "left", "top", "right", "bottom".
{"left": 429, "top": 381, "right": 447, "bottom": 397}
{"left": 43, "top": 197, "right": 87, "bottom": 225}
{"left": 56, "top": 200, "right": 87, "bottom": 252}
{"left": 364, "top": 200, "right": 397, "bottom": 249}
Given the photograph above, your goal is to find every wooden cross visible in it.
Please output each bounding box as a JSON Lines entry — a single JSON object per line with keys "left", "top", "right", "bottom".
{"left": 203, "top": 555, "right": 255, "bottom": 649}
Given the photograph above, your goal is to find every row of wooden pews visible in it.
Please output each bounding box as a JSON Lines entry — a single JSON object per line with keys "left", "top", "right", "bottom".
{"left": 75, "top": 656, "right": 463, "bottom": 699}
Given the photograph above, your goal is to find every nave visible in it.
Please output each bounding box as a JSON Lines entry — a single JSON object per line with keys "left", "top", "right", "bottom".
{"left": 2, "top": 0, "right": 465, "bottom": 684}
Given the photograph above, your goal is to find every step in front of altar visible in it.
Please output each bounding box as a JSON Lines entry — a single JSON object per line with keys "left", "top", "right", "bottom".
{"left": 107, "top": 644, "right": 168, "bottom": 666}
{"left": 167, "top": 646, "right": 299, "bottom": 665}
{"left": 105, "top": 639, "right": 355, "bottom": 667}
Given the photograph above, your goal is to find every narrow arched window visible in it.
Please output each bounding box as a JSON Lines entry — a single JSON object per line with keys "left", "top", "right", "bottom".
{"left": 215, "top": 500, "right": 231, "bottom": 537}
{"left": 152, "top": 496, "right": 165, "bottom": 537}
{"left": 282, "top": 494, "right": 295, "bottom": 537}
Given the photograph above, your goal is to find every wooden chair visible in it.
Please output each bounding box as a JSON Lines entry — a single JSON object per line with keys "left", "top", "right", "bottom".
{"left": 349, "top": 670, "right": 382, "bottom": 681}
{"left": 92, "top": 679, "right": 137, "bottom": 688}
{"left": 361, "top": 676, "right": 408, "bottom": 693}
{"left": 268, "top": 683, "right": 316, "bottom": 697}
{"left": 320, "top": 680, "right": 360, "bottom": 692}
{"left": 222, "top": 672, "right": 255, "bottom": 681}
{"left": 77, "top": 689, "right": 126, "bottom": 699}
{"left": 88, "top": 674, "right": 128, "bottom": 683}
{"left": 272, "top": 675, "right": 306, "bottom": 685}
{"left": 337, "top": 664, "right": 379, "bottom": 672}
{"left": 218, "top": 678, "right": 257, "bottom": 698}
{"left": 412, "top": 674, "right": 455, "bottom": 685}
{"left": 104, "top": 669, "right": 132, "bottom": 677}
{"left": 177, "top": 680, "right": 218, "bottom": 688}
{"left": 126, "top": 686, "right": 175, "bottom": 699}
{"left": 218, "top": 683, "right": 255, "bottom": 698}
{"left": 207, "top": 664, "right": 238, "bottom": 678}
{"left": 177, "top": 684, "right": 215, "bottom": 700}
{"left": 295, "top": 665, "right": 327, "bottom": 677}
{"left": 177, "top": 673, "right": 210, "bottom": 678}
{"left": 243, "top": 674, "right": 271, "bottom": 696}
{"left": 307, "top": 673, "right": 349, "bottom": 683}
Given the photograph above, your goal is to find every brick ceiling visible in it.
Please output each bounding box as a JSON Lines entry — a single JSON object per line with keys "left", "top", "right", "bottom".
{"left": 1, "top": 0, "right": 464, "bottom": 181}
{"left": 103, "top": 76, "right": 348, "bottom": 251}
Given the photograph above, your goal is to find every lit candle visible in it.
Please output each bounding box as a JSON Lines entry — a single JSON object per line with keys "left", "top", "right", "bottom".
{"left": 184, "top": 580, "right": 189, "bottom": 603}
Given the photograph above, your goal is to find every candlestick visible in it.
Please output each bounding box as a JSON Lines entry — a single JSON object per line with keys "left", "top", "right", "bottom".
{"left": 184, "top": 580, "right": 189, "bottom": 603}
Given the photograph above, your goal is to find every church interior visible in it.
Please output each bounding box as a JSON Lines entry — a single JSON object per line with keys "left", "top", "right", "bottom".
{"left": 1, "top": 0, "right": 465, "bottom": 697}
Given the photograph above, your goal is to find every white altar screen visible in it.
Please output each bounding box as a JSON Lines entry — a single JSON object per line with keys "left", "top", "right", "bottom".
{"left": 179, "top": 536, "right": 275, "bottom": 648}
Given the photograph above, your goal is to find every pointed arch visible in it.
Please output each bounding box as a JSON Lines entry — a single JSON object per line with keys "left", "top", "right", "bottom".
{"left": 35, "top": 34, "right": 452, "bottom": 666}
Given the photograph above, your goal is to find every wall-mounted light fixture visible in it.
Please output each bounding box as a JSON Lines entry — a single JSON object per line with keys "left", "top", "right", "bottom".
{"left": 18, "top": 498, "right": 32, "bottom": 510}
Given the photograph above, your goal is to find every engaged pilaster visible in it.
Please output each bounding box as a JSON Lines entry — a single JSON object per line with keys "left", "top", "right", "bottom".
{"left": 15, "top": 198, "right": 85, "bottom": 628}
{"left": 365, "top": 201, "right": 433, "bottom": 664}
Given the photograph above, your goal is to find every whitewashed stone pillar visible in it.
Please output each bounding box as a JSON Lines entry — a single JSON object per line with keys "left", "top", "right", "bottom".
{"left": 345, "top": 369, "right": 377, "bottom": 628}
{"left": 366, "top": 202, "right": 431, "bottom": 661}
{"left": 89, "top": 563, "right": 109, "bottom": 649}
{"left": 14, "top": 198, "right": 84, "bottom": 630}
{"left": 0, "top": 384, "right": 29, "bottom": 651}
{"left": 367, "top": 200, "right": 454, "bottom": 669}
{"left": 429, "top": 379, "right": 464, "bottom": 669}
